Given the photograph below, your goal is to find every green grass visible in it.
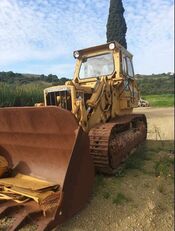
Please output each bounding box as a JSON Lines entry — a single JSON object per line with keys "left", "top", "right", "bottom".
{"left": 0, "top": 83, "right": 174, "bottom": 108}
{"left": 123, "top": 141, "right": 174, "bottom": 177}
{"left": 0, "top": 83, "right": 45, "bottom": 107}
{"left": 124, "top": 144, "right": 151, "bottom": 170}
{"left": 154, "top": 156, "right": 174, "bottom": 177}
{"left": 143, "top": 94, "right": 174, "bottom": 107}
{"left": 147, "top": 140, "right": 174, "bottom": 153}
{"left": 94, "top": 174, "right": 105, "bottom": 195}
{"left": 112, "top": 193, "right": 131, "bottom": 205}
{"left": 103, "top": 191, "right": 111, "bottom": 199}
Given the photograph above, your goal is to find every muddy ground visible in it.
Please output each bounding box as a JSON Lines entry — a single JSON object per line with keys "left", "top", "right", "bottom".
{"left": 0, "top": 107, "right": 174, "bottom": 231}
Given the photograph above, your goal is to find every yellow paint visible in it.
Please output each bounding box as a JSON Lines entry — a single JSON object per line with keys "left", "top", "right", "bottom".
{"left": 44, "top": 42, "right": 140, "bottom": 132}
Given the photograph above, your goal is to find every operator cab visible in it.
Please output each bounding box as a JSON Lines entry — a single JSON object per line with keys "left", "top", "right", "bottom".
{"left": 44, "top": 42, "right": 136, "bottom": 112}
{"left": 73, "top": 41, "right": 134, "bottom": 83}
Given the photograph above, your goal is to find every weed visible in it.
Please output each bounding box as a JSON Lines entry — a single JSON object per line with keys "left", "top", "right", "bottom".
{"left": 153, "top": 125, "right": 163, "bottom": 141}
{"left": 157, "top": 183, "right": 165, "bottom": 194}
{"left": 157, "top": 203, "right": 166, "bottom": 212}
{"left": 103, "top": 191, "right": 111, "bottom": 199}
{"left": 124, "top": 144, "right": 149, "bottom": 170}
{"left": 125, "top": 156, "right": 142, "bottom": 170}
{"left": 141, "top": 169, "right": 154, "bottom": 175}
{"left": 133, "top": 173, "right": 139, "bottom": 177}
{"left": 112, "top": 193, "right": 131, "bottom": 205}
{"left": 143, "top": 182, "right": 150, "bottom": 188}
{"left": 115, "top": 167, "right": 126, "bottom": 177}
{"left": 147, "top": 140, "right": 174, "bottom": 154}
{"left": 94, "top": 174, "right": 105, "bottom": 195}
{"left": 154, "top": 157, "right": 174, "bottom": 177}
{"left": 95, "top": 174, "right": 105, "bottom": 186}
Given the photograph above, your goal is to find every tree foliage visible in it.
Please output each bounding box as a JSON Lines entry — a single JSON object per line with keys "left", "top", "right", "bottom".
{"left": 136, "top": 74, "right": 174, "bottom": 95}
{"left": 0, "top": 71, "right": 69, "bottom": 85}
{"left": 0, "top": 72, "right": 174, "bottom": 107}
{"left": 107, "top": 0, "right": 127, "bottom": 48}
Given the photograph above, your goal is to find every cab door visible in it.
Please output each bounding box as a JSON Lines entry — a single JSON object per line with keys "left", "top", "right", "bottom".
{"left": 120, "top": 54, "right": 139, "bottom": 109}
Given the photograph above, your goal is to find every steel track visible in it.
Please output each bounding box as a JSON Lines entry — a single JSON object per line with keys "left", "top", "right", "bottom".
{"left": 89, "top": 114, "right": 147, "bottom": 174}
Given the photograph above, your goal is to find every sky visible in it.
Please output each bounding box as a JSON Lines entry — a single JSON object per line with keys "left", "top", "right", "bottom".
{"left": 0, "top": 0, "right": 174, "bottom": 77}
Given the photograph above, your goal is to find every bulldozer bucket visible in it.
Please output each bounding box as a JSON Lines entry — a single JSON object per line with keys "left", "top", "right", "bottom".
{"left": 0, "top": 107, "right": 94, "bottom": 230}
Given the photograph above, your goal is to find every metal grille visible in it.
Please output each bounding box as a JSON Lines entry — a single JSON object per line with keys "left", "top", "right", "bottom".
{"left": 46, "top": 91, "right": 72, "bottom": 111}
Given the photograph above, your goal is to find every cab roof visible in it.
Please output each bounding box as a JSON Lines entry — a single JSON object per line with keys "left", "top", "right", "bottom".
{"left": 74, "top": 41, "right": 133, "bottom": 58}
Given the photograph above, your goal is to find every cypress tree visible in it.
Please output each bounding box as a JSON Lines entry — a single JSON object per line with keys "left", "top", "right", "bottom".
{"left": 107, "top": 0, "right": 127, "bottom": 49}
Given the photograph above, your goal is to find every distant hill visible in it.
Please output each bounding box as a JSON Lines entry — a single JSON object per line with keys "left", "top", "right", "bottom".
{"left": 0, "top": 71, "right": 174, "bottom": 95}
{"left": 0, "top": 71, "right": 69, "bottom": 85}
{"left": 136, "top": 73, "right": 174, "bottom": 95}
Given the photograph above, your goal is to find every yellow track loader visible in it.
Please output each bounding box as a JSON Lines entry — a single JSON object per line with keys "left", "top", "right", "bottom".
{"left": 0, "top": 42, "right": 147, "bottom": 230}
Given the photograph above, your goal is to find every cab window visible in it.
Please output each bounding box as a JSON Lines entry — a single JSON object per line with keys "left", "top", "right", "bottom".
{"left": 79, "top": 53, "right": 114, "bottom": 79}
{"left": 126, "top": 57, "right": 134, "bottom": 78}
{"left": 122, "top": 55, "right": 127, "bottom": 74}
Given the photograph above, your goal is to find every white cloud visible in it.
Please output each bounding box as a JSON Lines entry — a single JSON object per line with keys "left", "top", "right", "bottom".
{"left": 0, "top": 0, "right": 174, "bottom": 75}
{"left": 124, "top": 0, "right": 174, "bottom": 73}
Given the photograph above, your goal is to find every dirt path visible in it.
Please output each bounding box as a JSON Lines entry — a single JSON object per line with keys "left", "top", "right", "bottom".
{"left": 134, "top": 107, "right": 174, "bottom": 140}
{"left": 58, "top": 107, "right": 174, "bottom": 231}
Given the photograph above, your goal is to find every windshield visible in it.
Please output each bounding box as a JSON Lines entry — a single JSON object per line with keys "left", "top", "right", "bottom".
{"left": 79, "top": 53, "right": 114, "bottom": 79}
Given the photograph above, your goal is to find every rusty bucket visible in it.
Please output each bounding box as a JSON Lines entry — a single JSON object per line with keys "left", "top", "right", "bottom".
{"left": 0, "top": 107, "right": 94, "bottom": 230}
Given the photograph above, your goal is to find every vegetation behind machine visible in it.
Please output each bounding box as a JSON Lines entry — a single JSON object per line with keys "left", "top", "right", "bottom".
{"left": 0, "top": 73, "right": 173, "bottom": 107}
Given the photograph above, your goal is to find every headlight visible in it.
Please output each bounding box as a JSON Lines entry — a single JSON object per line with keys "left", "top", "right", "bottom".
{"left": 73, "top": 51, "right": 80, "bottom": 58}
{"left": 109, "top": 43, "right": 115, "bottom": 50}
